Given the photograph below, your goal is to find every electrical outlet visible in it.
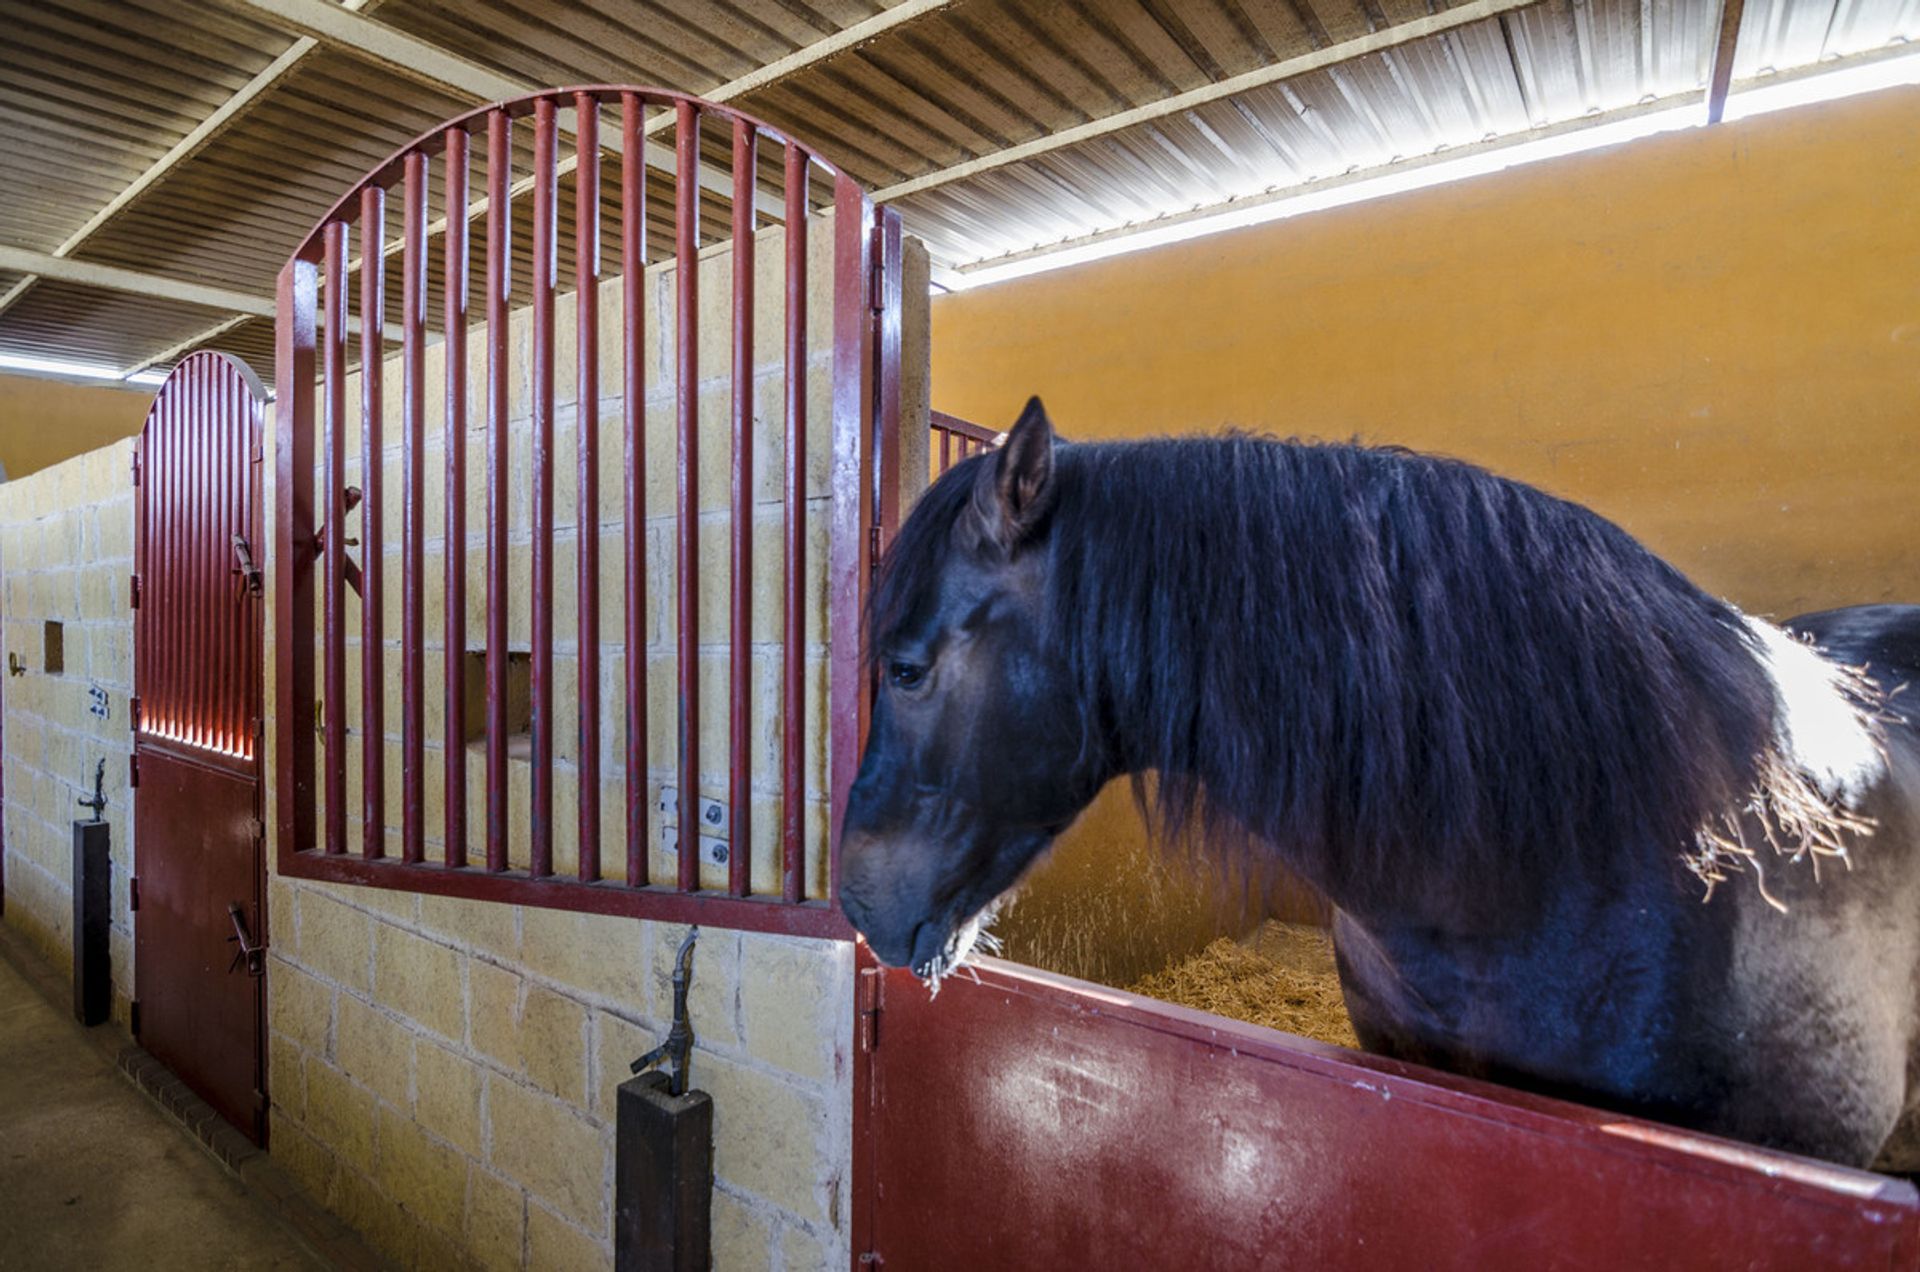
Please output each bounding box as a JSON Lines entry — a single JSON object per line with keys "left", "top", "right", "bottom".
{"left": 660, "top": 826, "right": 730, "bottom": 867}
{"left": 658, "top": 787, "right": 728, "bottom": 834}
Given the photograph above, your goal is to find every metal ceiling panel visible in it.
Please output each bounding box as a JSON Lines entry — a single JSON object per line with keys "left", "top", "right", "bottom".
{"left": 0, "top": 0, "right": 1913, "bottom": 376}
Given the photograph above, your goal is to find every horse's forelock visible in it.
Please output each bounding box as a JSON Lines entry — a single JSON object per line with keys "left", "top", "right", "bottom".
{"left": 867, "top": 453, "right": 993, "bottom": 663}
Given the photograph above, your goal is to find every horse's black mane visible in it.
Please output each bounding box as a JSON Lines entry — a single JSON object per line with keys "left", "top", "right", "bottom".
{"left": 872, "top": 434, "right": 1779, "bottom": 913}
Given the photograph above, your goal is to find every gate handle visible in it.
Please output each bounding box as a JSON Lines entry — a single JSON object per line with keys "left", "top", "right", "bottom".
{"left": 231, "top": 535, "right": 263, "bottom": 596}
{"left": 226, "top": 903, "right": 266, "bottom": 977}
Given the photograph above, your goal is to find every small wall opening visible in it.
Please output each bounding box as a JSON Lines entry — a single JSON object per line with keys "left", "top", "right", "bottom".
{"left": 43, "top": 620, "right": 64, "bottom": 675}
{"left": 460, "top": 649, "right": 532, "bottom": 759}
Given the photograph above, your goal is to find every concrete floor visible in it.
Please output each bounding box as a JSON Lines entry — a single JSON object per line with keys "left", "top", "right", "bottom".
{"left": 0, "top": 951, "right": 324, "bottom": 1271}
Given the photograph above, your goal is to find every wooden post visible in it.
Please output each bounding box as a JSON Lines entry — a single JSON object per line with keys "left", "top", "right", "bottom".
{"left": 615, "top": 1071, "right": 713, "bottom": 1272}
{"left": 71, "top": 818, "right": 111, "bottom": 1026}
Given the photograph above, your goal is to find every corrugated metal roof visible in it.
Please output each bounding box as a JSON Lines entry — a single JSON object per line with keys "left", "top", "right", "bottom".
{"left": 0, "top": 0, "right": 1912, "bottom": 386}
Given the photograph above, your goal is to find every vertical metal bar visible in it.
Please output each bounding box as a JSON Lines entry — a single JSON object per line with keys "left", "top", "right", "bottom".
{"left": 223, "top": 367, "right": 238, "bottom": 753}
{"left": 134, "top": 421, "right": 145, "bottom": 737}
{"left": 188, "top": 379, "right": 202, "bottom": 747}
{"left": 940, "top": 426, "right": 951, "bottom": 474}
{"left": 728, "top": 117, "right": 755, "bottom": 898}
{"left": 621, "top": 93, "right": 649, "bottom": 889}
{"left": 530, "top": 95, "right": 557, "bottom": 881}
{"left": 444, "top": 127, "right": 470, "bottom": 869}
{"left": 322, "top": 223, "right": 348, "bottom": 855}
{"left": 167, "top": 392, "right": 179, "bottom": 738}
{"left": 164, "top": 394, "right": 177, "bottom": 737}
{"left": 186, "top": 377, "right": 201, "bottom": 747}
{"left": 674, "top": 100, "right": 700, "bottom": 893}
{"left": 826, "top": 175, "right": 875, "bottom": 901}
{"left": 575, "top": 91, "right": 602, "bottom": 884}
{"left": 781, "top": 145, "right": 808, "bottom": 905}
{"left": 276, "top": 257, "right": 318, "bottom": 861}
{"left": 485, "top": 109, "right": 511, "bottom": 873}
{"left": 361, "top": 185, "right": 386, "bottom": 859}
{"left": 401, "top": 151, "right": 428, "bottom": 864}
{"left": 147, "top": 401, "right": 161, "bottom": 733}
{"left": 874, "top": 210, "right": 903, "bottom": 544}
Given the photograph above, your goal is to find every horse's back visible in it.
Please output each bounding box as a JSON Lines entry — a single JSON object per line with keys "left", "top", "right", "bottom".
{"left": 1787, "top": 603, "right": 1920, "bottom": 688}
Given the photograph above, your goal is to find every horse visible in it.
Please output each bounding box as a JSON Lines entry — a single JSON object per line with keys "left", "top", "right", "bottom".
{"left": 837, "top": 397, "right": 1920, "bottom": 1170}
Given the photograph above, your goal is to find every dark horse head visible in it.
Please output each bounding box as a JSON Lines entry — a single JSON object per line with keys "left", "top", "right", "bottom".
{"left": 838, "top": 399, "right": 1103, "bottom": 976}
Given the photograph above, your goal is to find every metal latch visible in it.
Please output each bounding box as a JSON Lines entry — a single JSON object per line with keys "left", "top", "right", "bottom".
{"left": 231, "top": 534, "right": 263, "bottom": 596}
{"left": 226, "top": 903, "right": 266, "bottom": 977}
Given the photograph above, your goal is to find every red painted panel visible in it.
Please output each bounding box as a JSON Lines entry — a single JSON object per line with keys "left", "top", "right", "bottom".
{"left": 864, "top": 957, "right": 1920, "bottom": 1271}
{"left": 133, "top": 747, "right": 264, "bottom": 1144}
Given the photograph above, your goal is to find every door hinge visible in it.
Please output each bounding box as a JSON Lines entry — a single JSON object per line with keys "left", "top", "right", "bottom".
{"left": 128, "top": 753, "right": 139, "bottom": 788}
{"left": 869, "top": 224, "right": 886, "bottom": 312}
{"left": 858, "top": 1252, "right": 885, "bottom": 1267}
{"left": 858, "top": 966, "right": 881, "bottom": 1053}
{"left": 130, "top": 453, "right": 140, "bottom": 487}
{"left": 129, "top": 696, "right": 142, "bottom": 732}
{"left": 129, "top": 876, "right": 140, "bottom": 912}
{"left": 247, "top": 816, "right": 265, "bottom": 844}
{"left": 129, "top": 574, "right": 140, "bottom": 610}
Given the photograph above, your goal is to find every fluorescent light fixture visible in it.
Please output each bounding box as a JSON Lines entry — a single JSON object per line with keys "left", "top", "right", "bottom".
{"left": 1723, "top": 45, "right": 1920, "bottom": 121}
{"left": 0, "top": 353, "right": 176, "bottom": 388}
{"left": 947, "top": 46, "right": 1920, "bottom": 292}
{"left": 0, "top": 352, "right": 135, "bottom": 382}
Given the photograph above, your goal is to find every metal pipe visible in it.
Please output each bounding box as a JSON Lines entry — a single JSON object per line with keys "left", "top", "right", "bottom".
{"left": 826, "top": 174, "right": 874, "bottom": 902}
{"left": 361, "top": 184, "right": 386, "bottom": 858}
{"left": 401, "top": 150, "right": 427, "bottom": 864}
{"left": 675, "top": 100, "right": 700, "bottom": 894}
{"left": 485, "top": 109, "right": 510, "bottom": 873}
{"left": 622, "top": 92, "right": 649, "bottom": 889}
{"left": 530, "top": 95, "right": 557, "bottom": 880}
{"left": 782, "top": 145, "right": 809, "bottom": 904}
{"left": 443, "top": 125, "right": 470, "bottom": 869}
{"left": 576, "top": 91, "right": 602, "bottom": 884}
{"left": 322, "top": 220, "right": 348, "bottom": 855}
{"left": 729, "top": 117, "right": 755, "bottom": 898}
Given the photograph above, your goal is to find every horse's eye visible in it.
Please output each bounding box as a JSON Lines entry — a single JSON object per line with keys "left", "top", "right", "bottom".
{"left": 888, "top": 660, "right": 926, "bottom": 691}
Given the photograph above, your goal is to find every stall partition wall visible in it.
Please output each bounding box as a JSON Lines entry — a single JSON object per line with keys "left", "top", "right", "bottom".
{"left": 273, "top": 88, "right": 907, "bottom": 936}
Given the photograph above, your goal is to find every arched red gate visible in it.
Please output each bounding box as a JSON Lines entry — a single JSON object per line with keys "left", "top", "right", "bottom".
{"left": 130, "top": 350, "right": 269, "bottom": 1146}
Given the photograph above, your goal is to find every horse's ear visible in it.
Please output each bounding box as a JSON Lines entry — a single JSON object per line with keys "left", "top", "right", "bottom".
{"left": 971, "top": 396, "right": 1057, "bottom": 550}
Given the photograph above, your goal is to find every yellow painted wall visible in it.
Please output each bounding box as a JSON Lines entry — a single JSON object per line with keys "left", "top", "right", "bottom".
{"left": 932, "top": 85, "right": 1920, "bottom": 620}
{"left": 0, "top": 373, "right": 149, "bottom": 482}
{"left": 932, "top": 86, "right": 1920, "bottom": 986}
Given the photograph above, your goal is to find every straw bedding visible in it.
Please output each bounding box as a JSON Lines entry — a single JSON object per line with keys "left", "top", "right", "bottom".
{"left": 1127, "top": 921, "right": 1358, "bottom": 1048}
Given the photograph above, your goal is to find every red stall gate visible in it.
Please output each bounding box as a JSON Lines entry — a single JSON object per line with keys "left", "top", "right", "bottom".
{"left": 131, "top": 352, "right": 269, "bottom": 1145}
{"left": 854, "top": 956, "right": 1920, "bottom": 1269}
{"left": 274, "top": 88, "right": 898, "bottom": 935}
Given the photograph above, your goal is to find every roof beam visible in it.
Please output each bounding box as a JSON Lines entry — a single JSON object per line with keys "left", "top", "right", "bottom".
{"left": 238, "top": 0, "right": 523, "bottom": 101}
{"left": 1705, "top": 0, "right": 1748, "bottom": 123}
{"left": 353, "top": 0, "right": 957, "bottom": 285}
{"left": 0, "top": 246, "right": 276, "bottom": 318}
{"left": 872, "top": 0, "right": 1544, "bottom": 205}
{"left": 238, "top": 0, "right": 739, "bottom": 211}
{"left": 0, "top": 28, "right": 336, "bottom": 324}
{"left": 121, "top": 315, "right": 255, "bottom": 379}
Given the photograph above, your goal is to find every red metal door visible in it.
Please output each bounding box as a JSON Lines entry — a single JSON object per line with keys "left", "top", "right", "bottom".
{"left": 132, "top": 352, "right": 268, "bottom": 1146}
{"left": 857, "top": 955, "right": 1920, "bottom": 1270}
